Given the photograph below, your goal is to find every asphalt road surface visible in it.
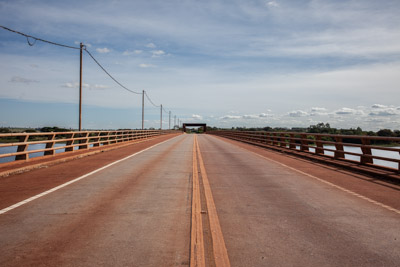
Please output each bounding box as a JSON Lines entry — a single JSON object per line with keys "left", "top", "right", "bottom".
{"left": 1, "top": 134, "right": 399, "bottom": 266}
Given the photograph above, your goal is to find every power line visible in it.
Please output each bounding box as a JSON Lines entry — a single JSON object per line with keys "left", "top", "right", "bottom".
{"left": 0, "top": 25, "right": 80, "bottom": 50}
{"left": 1, "top": 25, "right": 177, "bottom": 124}
{"left": 144, "top": 91, "right": 160, "bottom": 107}
{"left": 84, "top": 49, "right": 141, "bottom": 95}
{"left": 1, "top": 25, "right": 142, "bottom": 95}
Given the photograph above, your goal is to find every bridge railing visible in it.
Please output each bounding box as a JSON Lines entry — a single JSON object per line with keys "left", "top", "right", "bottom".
{"left": 0, "top": 130, "right": 176, "bottom": 162}
{"left": 209, "top": 130, "right": 400, "bottom": 172}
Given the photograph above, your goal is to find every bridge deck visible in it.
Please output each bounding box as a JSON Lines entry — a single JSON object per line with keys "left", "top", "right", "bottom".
{"left": 0, "top": 134, "right": 399, "bottom": 266}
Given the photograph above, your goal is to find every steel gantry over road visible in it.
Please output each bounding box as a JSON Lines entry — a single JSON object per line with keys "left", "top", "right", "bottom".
{"left": 0, "top": 131, "right": 399, "bottom": 266}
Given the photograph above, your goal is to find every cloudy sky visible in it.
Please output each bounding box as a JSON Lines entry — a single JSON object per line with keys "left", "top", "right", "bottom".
{"left": 1, "top": 0, "right": 400, "bottom": 130}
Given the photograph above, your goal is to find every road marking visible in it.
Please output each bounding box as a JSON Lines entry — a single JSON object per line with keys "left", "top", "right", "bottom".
{"left": 190, "top": 135, "right": 205, "bottom": 267}
{"left": 0, "top": 135, "right": 181, "bottom": 215}
{"left": 195, "top": 135, "right": 231, "bottom": 267}
{"left": 225, "top": 139, "right": 400, "bottom": 215}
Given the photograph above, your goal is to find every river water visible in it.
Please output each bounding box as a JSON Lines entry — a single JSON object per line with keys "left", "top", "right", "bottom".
{"left": 0, "top": 143, "right": 95, "bottom": 164}
{"left": 0, "top": 143, "right": 399, "bottom": 169}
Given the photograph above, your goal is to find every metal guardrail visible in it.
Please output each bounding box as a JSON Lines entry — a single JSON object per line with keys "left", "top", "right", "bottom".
{"left": 209, "top": 130, "right": 400, "bottom": 172}
{"left": 0, "top": 130, "right": 176, "bottom": 162}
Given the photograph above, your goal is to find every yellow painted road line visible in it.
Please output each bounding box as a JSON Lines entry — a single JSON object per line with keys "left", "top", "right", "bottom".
{"left": 190, "top": 135, "right": 205, "bottom": 267}
{"left": 196, "top": 136, "right": 231, "bottom": 267}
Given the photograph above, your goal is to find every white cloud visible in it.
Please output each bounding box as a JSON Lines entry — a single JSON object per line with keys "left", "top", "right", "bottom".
{"left": 259, "top": 113, "right": 271, "bottom": 118}
{"left": 96, "top": 47, "right": 111, "bottom": 53}
{"left": 372, "top": 104, "right": 388, "bottom": 109}
{"left": 242, "top": 114, "right": 259, "bottom": 119}
{"left": 266, "top": 1, "right": 279, "bottom": 8}
{"left": 139, "top": 63, "right": 156, "bottom": 68}
{"left": 61, "top": 82, "right": 89, "bottom": 89}
{"left": 92, "top": 84, "right": 109, "bottom": 90}
{"left": 192, "top": 114, "right": 203, "bottom": 120}
{"left": 369, "top": 110, "right": 397, "bottom": 116}
{"left": 311, "top": 107, "right": 327, "bottom": 112}
{"left": 152, "top": 50, "right": 165, "bottom": 57}
{"left": 61, "top": 82, "right": 108, "bottom": 90}
{"left": 146, "top": 43, "right": 156, "bottom": 48}
{"left": 335, "top": 107, "right": 357, "bottom": 115}
{"left": 123, "top": 50, "right": 143, "bottom": 56}
{"left": 220, "top": 115, "right": 242, "bottom": 120}
{"left": 310, "top": 107, "right": 329, "bottom": 116}
{"left": 288, "top": 110, "right": 308, "bottom": 117}
{"left": 1, "top": 1, "right": 400, "bottom": 131}
{"left": 9, "top": 76, "right": 39, "bottom": 84}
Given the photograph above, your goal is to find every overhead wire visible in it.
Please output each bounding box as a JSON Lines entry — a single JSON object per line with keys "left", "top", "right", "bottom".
{"left": 144, "top": 91, "right": 160, "bottom": 108}
{"left": 1, "top": 25, "right": 175, "bottom": 119}
{"left": 0, "top": 25, "right": 80, "bottom": 50}
{"left": 84, "top": 49, "right": 141, "bottom": 95}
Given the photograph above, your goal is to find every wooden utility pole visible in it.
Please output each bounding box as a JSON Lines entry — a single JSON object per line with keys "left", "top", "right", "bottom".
{"left": 169, "top": 111, "right": 171, "bottom": 129}
{"left": 79, "top": 43, "right": 83, "bottom": 131}
{"left": 160, "top": 104, "right": 163, "bottom": 130}
{"left": 142, "top": 90, "right": 145, "bottom": 129}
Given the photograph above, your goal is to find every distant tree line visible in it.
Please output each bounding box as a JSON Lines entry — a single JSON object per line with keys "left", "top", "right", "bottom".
{"left": 208, "top": 123, "right": 400, "bottom": 137}
{"left": 0, "top": 126, "right": 71, "bottom": 133}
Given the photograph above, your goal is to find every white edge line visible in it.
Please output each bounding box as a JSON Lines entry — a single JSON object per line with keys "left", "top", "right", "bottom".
{"left": 251, "top": 149, "right": 400, "bottom": 215}
{"left": 0, "top": 135, "right": 180, "bottom": 215}
{"left": 211, "top": 135, "right": 400, "bottom": 215}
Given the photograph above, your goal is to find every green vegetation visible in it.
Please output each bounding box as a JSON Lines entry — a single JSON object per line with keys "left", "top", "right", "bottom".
{"left": 0, "top": 126, "right": 70, "bottom": 143}
{"left": 40, "top": 126, "right": 70, "bottom": 132}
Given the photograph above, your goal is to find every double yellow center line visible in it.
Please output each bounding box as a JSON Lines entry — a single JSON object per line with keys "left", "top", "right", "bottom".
{"left": 191, "top": 135, "right": 231, "bottom": 267}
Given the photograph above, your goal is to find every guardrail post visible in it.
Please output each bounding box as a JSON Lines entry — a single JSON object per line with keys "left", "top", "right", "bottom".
{"left": 315, "top": 136, "right": 324, "bottom": 154}
{"left": 272, "top": 133, "right": 278, "bottom": 146}
{"left": 264, "top": 132, "right": 270, "bottom": 145}
{"left": 360, "top": 138, "right": 373, "bottom": 164}
{"left": 260, "top": 132, "right": 265, "bottom": 144}
{"left": 280, "top": 133, "right": 286, "bottom": 148}
{"left": 133, "top": 130, "right": 137, "bottom": 141}
{"left": 15, "top": 135, "right": 29, "bottom": 160}
{"left": 65, "top": 133, "right": 75, "bottom": 152}
{"left": 288, "top": 134, "right": 296, "bottom": 149}
{"left": 44, "top": 134, "right": 56, "bottom": 156}
{"left": 79, "top": 132, "right": 89, "bottom": 149}
{"left": 334, "top": 137, "right": 345, "bottom": 159}
{"left": 93, "top": 132, "right": 101, "bottom": 147}
{"left": 300, "top": 134, "right": 309, "bottom": 151}
{"left": 108, "top": 131, "right": 113, "bottom": 144}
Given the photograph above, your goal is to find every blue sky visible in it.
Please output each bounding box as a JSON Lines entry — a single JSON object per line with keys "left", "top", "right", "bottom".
{"left": 1, "top": 0, "right": 400, "bottom": 130}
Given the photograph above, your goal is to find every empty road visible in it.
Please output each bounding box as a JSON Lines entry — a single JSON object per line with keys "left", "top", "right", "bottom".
{"left": 1, "top": 134, "right": 399, "bottom": 266}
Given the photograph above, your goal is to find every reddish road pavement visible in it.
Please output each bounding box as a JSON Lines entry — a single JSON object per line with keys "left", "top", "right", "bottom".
{"left": 1, "top": 134, "right": 399, "bottom": 266}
